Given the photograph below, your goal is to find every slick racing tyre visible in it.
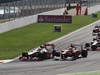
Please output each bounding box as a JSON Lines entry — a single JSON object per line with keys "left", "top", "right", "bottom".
{"left": 81, "top": 50, "right": 88, "bottom": 58}
{"left": 91, "top": 45, "right": 97, "bottom": 51}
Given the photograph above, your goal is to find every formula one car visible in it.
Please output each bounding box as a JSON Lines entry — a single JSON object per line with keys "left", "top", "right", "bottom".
{"left": 95, "top": 32, "right": 100, "bottom": 40}
{"left": 85, "top": 36, "right": 100, "bottom": 51}
{"left": 90, "top": 38, "right": 100, "bottom": 51}
{"left": 19, "top": 43, "right": 55, "bottom": 61}
{"left": 53, "top": 44, "right": 88, "bottom": 61}
{"left": 92, "top": 25, "right": 100, "bottom": 36}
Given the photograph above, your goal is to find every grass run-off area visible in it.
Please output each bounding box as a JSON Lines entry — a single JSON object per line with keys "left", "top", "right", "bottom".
{"left": 0, "top": 12, "right": 100, "bottom": 59}
{"left": 62, "top": 71, "right": 100, "bottom": 75}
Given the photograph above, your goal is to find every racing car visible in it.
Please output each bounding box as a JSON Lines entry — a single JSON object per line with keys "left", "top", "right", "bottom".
{"left": 90, "top": 38, "right": 100, "bottom": 51}
{"left": 19, "top": 43, "right": 55, "bottom": 61}
{"left": 95, "top": 32, "right": 100, "bottom": 40}
{"left": 92, "top": 25, "right": 100, "bottom": 36}
{"left": 84, "top": 37, "right": 100, "bottom": 51}
{"left": 52, "top": 44, "right": 88, "bottom": 61}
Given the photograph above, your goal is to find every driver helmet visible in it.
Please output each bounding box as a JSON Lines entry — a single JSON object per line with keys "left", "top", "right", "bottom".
{"left": 68, "top": 47, "right": 73, "bottom": 51}
{"left": 93, "top": 38, "right": 97, "bottom": 41}
{"left": 70, "top": 44, "right": 75, "bottom": 48}
{"left": 40, "top": 45, "right": 45, "bottom": 48}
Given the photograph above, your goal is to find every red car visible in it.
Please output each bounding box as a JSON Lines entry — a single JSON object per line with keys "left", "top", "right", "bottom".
{"left": 53, "top": 44, "right": 88, "bottom": 60}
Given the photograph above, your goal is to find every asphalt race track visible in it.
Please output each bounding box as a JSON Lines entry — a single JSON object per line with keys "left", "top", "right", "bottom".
{"left": 0, "top": 21, "right": 100, "bottom": 75}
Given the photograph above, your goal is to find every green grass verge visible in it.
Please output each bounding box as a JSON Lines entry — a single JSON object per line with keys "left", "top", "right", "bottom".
{"left": 0, "top": 12, "right": 100, "bottom": 59}
{"left": 61, "top": 71, "right": 100, "bottom": 75}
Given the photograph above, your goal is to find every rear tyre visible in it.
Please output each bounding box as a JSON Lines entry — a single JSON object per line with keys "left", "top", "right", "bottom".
{"left": 91, "top": 45, "right": 97, "bottom": 51}
{"left": 81, "top": 50, "right": 88, "bottom": 58}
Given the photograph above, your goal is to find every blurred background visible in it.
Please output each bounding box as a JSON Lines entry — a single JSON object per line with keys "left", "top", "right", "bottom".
{"left": 0, "top": 0, "right": 99, "bottom": 22}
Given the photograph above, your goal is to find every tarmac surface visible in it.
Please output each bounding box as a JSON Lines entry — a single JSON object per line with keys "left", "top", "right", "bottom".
{"left": 0, "top": 19, "right": 100, "bottom": 75}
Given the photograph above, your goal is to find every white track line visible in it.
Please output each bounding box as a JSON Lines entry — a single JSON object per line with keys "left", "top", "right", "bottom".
{"left": 58, "top": 70, "right": 100, "bottom": 75}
